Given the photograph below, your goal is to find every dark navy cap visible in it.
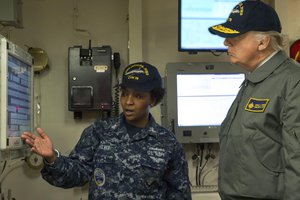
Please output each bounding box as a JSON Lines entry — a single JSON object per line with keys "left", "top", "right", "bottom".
{"left": 119, "top": 62, "right": 162, "bottom": 91}
{"left": 208, "top": 0, "right": 282, "bottom": 38}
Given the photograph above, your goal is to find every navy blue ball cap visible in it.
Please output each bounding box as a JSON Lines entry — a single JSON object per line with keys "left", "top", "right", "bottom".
{"left": 208, "top": 0, "right": 282, "bottom": 38}
{"left": 119, "top": 62, "right": 162, "bottom": 91}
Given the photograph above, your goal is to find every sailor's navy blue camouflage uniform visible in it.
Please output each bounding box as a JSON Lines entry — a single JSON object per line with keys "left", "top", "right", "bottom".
{"left": 41, "top": 114, "right": 192, "bottom": 200}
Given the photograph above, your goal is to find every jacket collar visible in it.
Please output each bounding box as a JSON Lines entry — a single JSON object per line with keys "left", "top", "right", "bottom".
{"left": 247, "top": 51, "right": 289, "bottom": 83}
{"left": 120, "top": 113, "right": 159, "bottom": 140}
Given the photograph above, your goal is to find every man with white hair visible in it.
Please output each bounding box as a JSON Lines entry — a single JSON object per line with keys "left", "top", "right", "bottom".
{"left": 209, "top": 1, "right": 300, "bottom": 200}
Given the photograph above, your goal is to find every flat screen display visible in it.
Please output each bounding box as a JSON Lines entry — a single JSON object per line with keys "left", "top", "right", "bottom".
{"left": 0, "top": 35, "right": 33, "bottom": 153}
{"left": 179, "top": 0, "right": 240, "bottom": 52}
{"left": 162, "top": 62, "right": 246, "bottom": 143}
{"left": 177, "top": 73, "right": 245, "bottom": 126}
{"left": 7, "top": 54, "right": 32, "bottom": 142}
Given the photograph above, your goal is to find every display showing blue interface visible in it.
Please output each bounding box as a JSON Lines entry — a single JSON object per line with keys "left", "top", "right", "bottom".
{"left": 7, "top": 54, "right": 32, "bottom": 139}
{"left": 179, "top": 0, "right": 240, "bottom": 51}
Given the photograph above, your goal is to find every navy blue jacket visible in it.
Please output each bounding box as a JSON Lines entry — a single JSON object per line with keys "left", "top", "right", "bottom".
{"left": 41, "top": 114, "right": 191, "bottom": 200}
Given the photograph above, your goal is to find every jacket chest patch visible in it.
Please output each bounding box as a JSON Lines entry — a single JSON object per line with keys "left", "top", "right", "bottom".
{"left": 94, "top": 168, "right": 105, "bottom": 187}
{"left": 245, "top": 98, "right": 269, "bottom": 113}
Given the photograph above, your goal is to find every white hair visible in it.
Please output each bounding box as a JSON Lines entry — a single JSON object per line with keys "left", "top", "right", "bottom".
{"left": 253, "top": 31, "right": 284, "bottom": 51}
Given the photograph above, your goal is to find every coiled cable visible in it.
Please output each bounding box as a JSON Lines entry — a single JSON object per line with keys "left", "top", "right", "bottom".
{"left": 111, "top": 52, "right": 121, "bottom": 117}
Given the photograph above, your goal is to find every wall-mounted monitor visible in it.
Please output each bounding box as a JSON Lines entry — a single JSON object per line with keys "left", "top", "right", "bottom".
{"left": 178, "top": 0, "right": 241, "bottom": 52}
{"left": 162, "top": 62, "right": 246, "bottom": 143}
{"left": 0, "top": 35, "right": 33, "bottom": 158}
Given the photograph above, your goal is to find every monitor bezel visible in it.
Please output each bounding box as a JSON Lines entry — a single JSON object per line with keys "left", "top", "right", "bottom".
{"left": 163, "top": 62, "right": 246, "bottom": 143}
{"left": 0, "top": 35, "right": 34, "bottom": 152}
